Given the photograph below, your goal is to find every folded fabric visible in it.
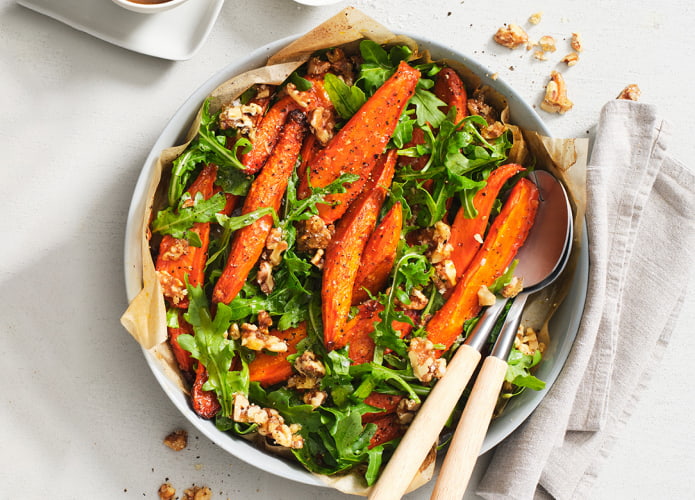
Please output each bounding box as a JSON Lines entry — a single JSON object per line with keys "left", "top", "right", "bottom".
{"left": 476, "top": 100, "right": 695, "bottom": 499}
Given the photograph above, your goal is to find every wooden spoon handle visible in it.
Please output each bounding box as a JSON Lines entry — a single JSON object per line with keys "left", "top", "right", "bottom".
{"left": 368, "top": 344, "right": 482, "bottom": 500}
{"left": 430, "top": 355, "right": 508, "bottom": 500}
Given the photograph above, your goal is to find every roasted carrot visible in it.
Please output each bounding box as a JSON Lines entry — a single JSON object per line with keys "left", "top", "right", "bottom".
{"left": 248, "top": 324, "right": 307, "bottom": 387}
{"left": 433, "top": 67, "right": 469, "bottom": 123}
{"left": 321, "top": 151, "right": 396, "bottom": 349}
{"left": 425, "top": 177, "right": 539, "bottom": 351}
{"left": 168, "top": 312, "right": 195, "bottom": 374}
{"left": 352, "top": 202, "right": 403, "bottom": 305}
{"left": 362, "top": 392, "right": 404, "bottom": 423}
{"left": 368, "top": 413, "right": 405, "bottom": 449}
{"left": 192, "top": 362, "right": 221, "bottom": 419}
{"left": 448, "top": 163, "right": 525, "bottom": 280}
{"left": 240, "top": 95, "right": 301, "bottom": 174}
{"left": 213, "top": 110, "right": 308, "bottom": 305}
{"left": 299, "top": 61, "right": 420, "bottom": 223}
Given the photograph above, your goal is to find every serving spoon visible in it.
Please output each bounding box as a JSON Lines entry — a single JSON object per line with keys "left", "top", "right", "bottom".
{"left": 368, "top": 170, "right": 572, "bottom": 500}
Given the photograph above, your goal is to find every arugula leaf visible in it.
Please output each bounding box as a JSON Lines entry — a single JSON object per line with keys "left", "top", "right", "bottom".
{"left": 506, "top": 348, "right": 545, "bottom": 391}
{"left": 151, "top": 192, "right": 226, "bottom": 238}
{"left": 409, "top": 86, "right": 447, "bottom": 128}
{"left": 323, "top": 73, "right": 366, "bottom": 119}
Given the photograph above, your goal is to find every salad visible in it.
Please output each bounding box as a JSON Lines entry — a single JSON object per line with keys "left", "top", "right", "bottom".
{"left": 149, "top": 40, "right": 546, "bottom": 486}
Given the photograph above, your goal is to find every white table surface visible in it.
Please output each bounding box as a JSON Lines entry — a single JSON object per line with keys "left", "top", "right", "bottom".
{"left": 2, "top": 1, "right": 694, "bottom": 498}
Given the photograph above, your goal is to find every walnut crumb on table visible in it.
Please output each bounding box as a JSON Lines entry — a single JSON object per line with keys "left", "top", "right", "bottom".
{"left": 493, "top": 23, "right": 529, "bottom": 49}
{"left": 528, "top": 12, "right": 543, "bottom": 25}
{"left": 540, "top": 71, "right": 574, "bottom": 114}
{"left": 163, "top": 429, "right": 188, "bottom": 451}
{"left": 617, "top": 84, "right": 641, "bottom": 101}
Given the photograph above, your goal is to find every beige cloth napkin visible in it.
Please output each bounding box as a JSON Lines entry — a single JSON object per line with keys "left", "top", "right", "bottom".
{"left": 476, "top": 100, "right": 695, "bottom": 499}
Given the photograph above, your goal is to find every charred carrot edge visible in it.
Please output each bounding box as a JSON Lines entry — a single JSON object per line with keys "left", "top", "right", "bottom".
{"left": 448, "top": 163, "right": 525, "bottom": 280}
{"left": 241, "top": 95, "right": 301, "bottom": 174}
{"left": 352, "top": 202, "right": 403, "bottom": 305}
{"left": 248, "top": 323, "right": 307, "bottom": 387}
{"left": 368, "top": 413, "right": 405, "bottom": 449}
{"left": 321, "top": 152, "right": 396, "bottom": 349}
{"left": 192, "top": 362, "right": 221, "bottom": 419}
{"left": 168, "top": 311, "right": 195, "bottom": 374}
{"left": 362, "top": 392, "right": 404, "bottom": 424}
{"left": 213, "top": 110, "right": 308, "bottom": 305}
{"left": 298, "top": 61, "right": 420, "bottom": 223}
{"left": 425, "top": 177, "right": 539, "bottom": 351}
{"left": 433, "top": 67, "right": 469, "bottom": 123}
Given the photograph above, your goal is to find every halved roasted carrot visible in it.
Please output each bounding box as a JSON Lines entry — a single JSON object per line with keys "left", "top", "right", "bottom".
{"left": 168, "top": 311, "right": 195, "bottom": 374}
{"left": 192, "top": 362, "right": 221, "bottom": 419}
{"left": 433, "top": 67, "right": 469, "bottom": 123}
{"left": 321, "top": 152, "right": 396, "bottom": 349}
{"left": 213, "top": 110, "right": 308, "bottom": 305}
{"left": 368, "top": 413, "right": 405, "bottom": 449}
{"left": 240, "top": 95, "right": 301, "bottom": 174}
{"left": 248, "top": 323, "right": 307, "bottom": 387}
{"left": 299, "top": 61, "right": 420, "bottom": 223}
{"left": 362, "top": 392, "right": 404, "bottom": 424}
{"left": 352, "top": 202, "right": 403, "bottom": 305}
{"left": 448, "top": 163, "right": 525, "bottom": 280}
{"left": 425, "top": 177, "right": 539, "bottom": 351}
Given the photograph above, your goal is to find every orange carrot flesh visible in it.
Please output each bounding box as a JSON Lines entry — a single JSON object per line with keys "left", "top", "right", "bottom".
{"left": 425, "top": 177, "right": 539, "bottom": 351}
{"left": 241, "top": 95, "right": 301, "bottom": 175}
{"left": 299, "top": 61, "right": 420, "bottom": 223}
{"left": 362, "top": 392, "right": 404, "bottom": 424}
{"left": 368, "top": 413, "right": 405, "bottom": 449}
{"left": 192, "top": 362, "right": 221, "bottom": 419}
{"left": 168, "top": 312, "right": 195, "bottom": 374}
{"left": 352, "top": 202, "right": 403, "bottom": 305}
{"left": 448, "top": 163, "right": 525, "bottom": 280}
{"left": 248, "top": 324, "right": 307, "bottom": 387}
{"left": 213, "top": 110, "right": 308, "bottom": 305}
{"left": 433, "top": 67, "right": 469, "bottom": 123}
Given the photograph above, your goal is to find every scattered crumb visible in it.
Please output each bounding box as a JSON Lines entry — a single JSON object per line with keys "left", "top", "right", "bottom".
{"left": 538, "top": 35, "right": 557, "bottom": 53}
{"left": 183, "top": 486, "right": 213, "bottom": 500}
{"left": 617, "top": 84, "right": 641, "bottom": 101}
{"left": 158, "top": 484, "right": 176, "bottom": 500}
{"left": 528, "top": 12, "right": 543, "bottom": 25}
{"left": 163, "top": 429, "right": 188, "bottom": 451}
{"left": 533, "top": 50, "right": 548, "bottom": 61}
{"left": 493, "top": 23, "right": 529, "bottom": 49}
{"left": 571, "top": 32, "right": 583, "bottom": 52}
{"left": 540, "top": 71, "right": 574, "bottom": 114}
{"left": 491, "top": 72, "right": 499, "bottom": 80}
{"left": 561, "top": 52, "right": 580, "bottom": 66}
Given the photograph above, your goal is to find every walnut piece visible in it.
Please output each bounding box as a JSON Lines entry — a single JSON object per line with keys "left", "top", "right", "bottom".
{"left": 182, "top": 486, "right": 213, "bottom": 500}
{"left": 408, "top": 337, "right": 446, "bottom": 383}
{"left": 561, "top": 52, "right": 580, "bottom": 67}
{"left": 540, "top": 71, "right": 574, "bottom": 114}
{"left": 158, "top": 483, "right": 176, "bottom": 500}
{"left": 571, "top": 32, "right": 583, "bottom": 52}
{"left": 501, "top": 276, "right": 524, "bottom": 299}
{"left": 477, "top": 285, "right": 497, "bottom": 307}
{"left": 240, "top": 315, "right": 287, "bottom": 353}
{"left": 218, "top": 100, "right": 264, "bottom": 136}
{"left": 233, "top": 393, "right": 304, "bottom": 449}
{"left": 538, "top": 35, "right": 557, "bottom": 53}
{"left": 514, "top": 325, "right": 546, "bottom": 356}
{"left": 156, "top": 270, "right": 187, "bottom": 305}
{"left": 617, "top": 84, "right": 641, "bottom": 101}
{"left": 396, "top": 398, "right": 421, "bottom": 425}
{"left": 309, "top": 107, "right": 337, "bottom": 145}
{"left": 528, "top": 12, "right": 543, "bottom": 25}
{"left": 163, "top": 429, "right": 188, "bottom": 451}
{"left": 493, "top": 24, "right": 529, "bottom": 49}
{"left": 297, "top": 215, "right": 334, "bottom": 253}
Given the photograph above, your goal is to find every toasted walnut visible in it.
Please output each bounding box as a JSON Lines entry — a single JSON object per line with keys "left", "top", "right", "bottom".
{"left": 158, "top": 483, "right": 176, "bottom": 500}
{"left": 233, "top": 393, "right": 304, "bottom": 449}
{"left": 501, "top": 276, "right": 524, "bottom": 298}
{"left": 533, "top": 50, "right": 548, "bottom": 61}
{"left": 467, "top": 88, "right": 499, "bottom": 125}
{"left": 325, "top": 48, "right": 357, "bottom": 86}
{"left": 160, "top": 239, "right": 190, "bottom": 261}
{"left": 408, "top": 337, "right": 446, "bottom": 383}
{"left": 182, "top": 486, "right": 212, "bottom": 500}
{"left": 297, "top": 215, "right": 334, "bottom": 253}
{"left": 477, "top": 285, "right": 497, "bottom": 307}
{"left": 302, "top": 389, "right": 328, "bottom": 408}
{"left": 396, "top": 398, "right": 421, "bottom": 425}
{"left": 541, "top": 71, "right": 574, "bottom": 114}
{"left": 240, "top": 319, "right": 287, "bottom": 353}
{"left": 306, "top": 56, "right": 331, "bottom": 75}
{"left": 156, "top": 270, "right": 187, "bottom": 305}
{"left": 493, "top": 24, "right": 529, "bottom": 49}
{"left": 571, "top": 32, "right": 583, "bottom": 52}
{"left": 265, "top": 228, "right": 288, "bottom": 266}
{"left": 414, "top": 221, "right": 453, "bottom": 264}
{"left": 310, "top": 248, "right": 325, "bottom": 269}
{"left": 294, "top": 351, "right": 326, "bottom": 378}
{"left": 289, "top": 351, "right": 326, "bottom": 401}
{"left": 398, "top": 287, "right": 429, "bottom": 311}
{"left": 309, "top": 107, "right": 337, "bottom": 145}
{"left": 163, "top": 429, "right": 188, "bottom": 451}
{"left": 528, "top": 12, "right": 543, "bottom": 25}
{"left": 256, "top": 260, "right": 275, "bottom": 294}
{"left": 228, "top": 323, "right": 241, "bottom": 340}
{"left": 538, "top": 35, "right": 557, "bottom": 53}
{"left": 287, "top": 373, "right": 321, "bottom": 391}
{"left": 434, "top": 259, "right": 457, "bottom": 292}
{"left": 481, "top": 121, "right": 506, "bottom": 140}
{"left": 561, "top": 52, "right": 580, "bottom": 67}
{"left": 219, "top": 100, "right": 264, "bottom": 136}
{"left": 617, "top": 84, "right": 641, "bottom": 101}
{"left": 515, "top": 325, "right": 546, "bottom": 356}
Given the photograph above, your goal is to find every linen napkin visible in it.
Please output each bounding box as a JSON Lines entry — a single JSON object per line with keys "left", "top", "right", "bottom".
{"left": 476, "top": 100, "right": 695, "bottom": 499}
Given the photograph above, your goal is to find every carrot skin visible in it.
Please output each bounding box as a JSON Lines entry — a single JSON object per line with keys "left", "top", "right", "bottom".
{"left": 248, "top": 324, "right": 308, "bottom": 387}
{"left": 433, "top": 67, "right": 469, "bottom": 123}
{"left": 425, "top": 177, "right": 539, "bottom": 351}
{"left": 213, "top": 110, "right": 308, "bottom": 305}
{"left": 191, "top": 362, "right": 221, "bottom": 419}
{"left": 368, "top": 413, "right": 405, "bottom": 449}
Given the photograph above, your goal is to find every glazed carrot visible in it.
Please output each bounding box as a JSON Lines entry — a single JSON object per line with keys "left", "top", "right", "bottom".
{"left": 425, "top": 177, "right": 539, "bottom": 351}
{"left": 321, "top": 152, "right": 396, "bottom": 349}
{"left": 352, "top": 202, "right": 403, "bottom": 305}
{"left": 433, "top": 67, "right": 469, "bottom": 123}
{"left": 156, "top": 164, "right": 219, "bottom": 309}
{"left": 368, "top": 413, "right": 405, "bottom": 449}
{"left": 168, "top": 312, "right": 195, "bottom": 374}
{"left": 449, "top": 163, "right": 525, "bottom": 280}
{"left": 213, "top": 110, "right": 308, "bottom": 305}
{"left": 248, "top": 324, "right": 307, "bottom": 387}
{"left": 299, "top": 61, "right": 420, "bottom": 223}
{"left": 192, "top": 362, "right": 221, "bottom": 419}
{"left": 362, "top": 392, "right": 404, "bottom": 423}
{"left": 241, "top": 95, "right": 301, "bottom": 174}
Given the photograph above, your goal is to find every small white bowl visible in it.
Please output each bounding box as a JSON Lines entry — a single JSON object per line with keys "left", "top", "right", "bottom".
{"left": 111, "top": 0, "right": 190, "bottom": 14}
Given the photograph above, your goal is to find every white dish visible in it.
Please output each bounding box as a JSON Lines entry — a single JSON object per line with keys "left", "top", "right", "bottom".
{"left": 123, "top": 34, "right": 588, "bottom": 487}
{"left": 17, "top": 0, "right": 223, "bottom": 61}
{"left": 111, "top": 0, "right": 191, "bottom": 15}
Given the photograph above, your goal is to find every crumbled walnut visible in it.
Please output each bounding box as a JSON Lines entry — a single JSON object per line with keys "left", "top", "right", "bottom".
{"left": 540, "top": 71, "right": 574, "bottom": 114}
{"left": 240, "top": 318, "right": 287, "bottom": 352}
{"left": 528, "top": 12, "right": 543, "bottom": 25}
{"left": 297, "top": 215, "right": 334, "bottom": 253}
{"left": 408, "top": 337, "right": 446, "bottom": 383}
{"left": 182, "top": 486, "right": 212, "bottom": 500}
{"left": 474, "top": 233, "right": 484, "bottom": 244}
{"left": 228, "top": 323, "right": 241, "bottom": 340}
{"left": 561, "top": 52, "right": 580, "bottom": 67}
{"left": 493, "top": 23, "right": 529, "bottom": 49}
{"left": 514, "top": 325, "right": 546, "bottom": 356}
{"left": 158, "top": 483, "right": 176, "bottom": 500}
{"left": 160, "top": 239, "right": 190, "bottom": 261}
{"left": 256, "top": 228, "right": 288, "bottom": 294}
{"left": 156, "top": 270, "right": 188, "bottom": 305}
{"left": 467, "top": 88, "right": 499, "bottom": 125}
{"left": 538, "top": 35, "right": 557, "bottom": 53}
{"left": 256, "top": 260, "right": 275, "bottom": 294}
{"left": 294, "top": 351, "right": 326, "bottom": 378}
{"left": 310, "top": 248, "right": 325, "bottom": 269}
{"left": 477, "top": 285, "right": 497, "bottom": 307}
{"left": 287, "top": 373, "right": 321, "bottom": 391}
{"left": 396, "top": 398, "right": 421, "bottom": 425}
{"left": 233, "top": 393, "right": 303, "bottom": 449}
{"left": 306, "top": 56, "right": 331, "bottom": 75}
{"left": 289, "top": 351, "right": 326, "bottom": 403}
{"left": 490, "top": 72, "right": 499, "bottom": 81}
{"left": 571, "top": 32, "right": 583, "bottom": 52}
{"left": 163, "top": 429, "right": 188, "bottom": 451}
{"left": 398, "top": 287, "right": 429, "bottom": 311}
{"left": 434, "top": 259, "right": 457, "bottom": 292}
{"left": 325, "top": 48, "right": 357, "bottom": 86}
{"left": 218, "top": 100, "right": 264, "bottom": 136}
{"left": 617, "top": 84, "right": 641, "bottom": 101}
{"left": 533, "top": 50, "right": 548, "bottom": 61}
{"left": 481, "top": 121, "right": 506, "bottom": 139}
{"left": 501, "top": 276, "right": 524, "bottom": 298}
{"left": 302, "top": 389, "right": 328, "bottom": 408}
{"left": 265, "top": 228, "right": 288, "bottom": 267}
{"left": 309, "top": 107, "right": 337, "bottom": 145}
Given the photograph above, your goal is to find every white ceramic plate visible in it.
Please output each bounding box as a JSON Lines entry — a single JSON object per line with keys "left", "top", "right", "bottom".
{"left": 17, "top": 0, "right": 223, "bottom": 61}
{"left": 124, "top": 34, "right": 589, "bottom": 487}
